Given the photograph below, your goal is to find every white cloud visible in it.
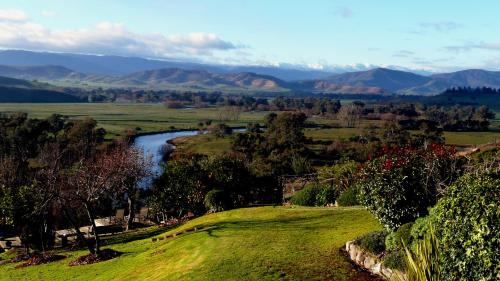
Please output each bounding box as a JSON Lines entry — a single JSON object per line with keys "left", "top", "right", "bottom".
{"left": 0, "top": 9, "right": 28, "bottom": 22}
{"left": 445, "top": 41, "right": 500, "bottom": 52}
{"left": 0, "top": 11, "right": 239, "bottom": 60}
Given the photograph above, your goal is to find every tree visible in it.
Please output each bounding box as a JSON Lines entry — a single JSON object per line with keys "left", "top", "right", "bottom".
{"left": 66, "top": 147, "right": 129, "bottom": 255}
{"left": 108, "top": 143, "right": 152, "bottom": 231}
{"left": 337, "top": 104, "right": 363, "bottom": 128}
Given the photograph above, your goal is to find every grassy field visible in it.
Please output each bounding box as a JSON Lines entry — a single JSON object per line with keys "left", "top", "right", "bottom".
{"left": 0, "top": 103, "right": 268, "bottom": 137}
{"left": 0, "top": 103, "right": 498, "bottom": 146}
{"left": 0, "top": 206, "right": 381, "bottom": 281}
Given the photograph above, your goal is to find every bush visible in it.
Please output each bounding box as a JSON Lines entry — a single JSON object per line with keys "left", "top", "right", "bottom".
{"left": 355, "top": 230, "right": 388, "bottom": 255}
{"left": 290, "top": 184, "right": 321, "bottom": 206}
{"left": 385, "top": 222, "right": 413, "bottom": 251}
{"left": 432, "top": 172, "right": 499, "bottom": 281}
{"left": 204, "top": 190, "right": 228, "bottom": 213}
{"left": 337, "top": 186, "right": 359, "bottom": 206}
{"left": 383, "top": 249, "right": 406, "bottom": 270}
{"left": 358, "top": 145, "right": 458, "bottom": 230}
{"left": 410, "top": 216, "right": 431, "bottom": 249}
{"left": 315, "top": 186, "right": 336, "bottom": 206}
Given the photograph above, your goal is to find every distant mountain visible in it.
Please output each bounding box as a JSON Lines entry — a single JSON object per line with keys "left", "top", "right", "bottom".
{"left": 105, "top": 68, "right": 291, "bottom": 91}
{"left": 430, "top": 69, "right": 500, "bottom": 88}
{"left": 0, "top": 76, "right": 79, "bottom": 103}
{"left": 1, "top": 50, "right": 500, "bottom": 95}
{"left": 323, "top": 68, "right": 434, "bottom": 93}
{"left": 0, "top": 65, "right": 75, "bottom": 80}
{"left": 0, "top": 50, "right": 333, "bottom": 81}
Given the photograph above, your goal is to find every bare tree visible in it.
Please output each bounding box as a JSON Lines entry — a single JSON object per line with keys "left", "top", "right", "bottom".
{"left": 108, "top": 143, "right": 152, "bottom": 231}
{"left": 337, "top": 104, "right": 362, "bottom": 128}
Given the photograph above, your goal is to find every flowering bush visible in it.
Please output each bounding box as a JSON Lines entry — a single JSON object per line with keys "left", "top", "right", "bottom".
{"left": 358, "top": 144, "right": 459, "bottom": 230}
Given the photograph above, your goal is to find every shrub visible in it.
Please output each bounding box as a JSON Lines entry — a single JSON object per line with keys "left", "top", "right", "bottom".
{"left": 385, "top": 222, "right": 413, "bottom": 251}
{"left": 337, "top": 186, "right": 359, "bottom": 206}
{"left": 315, "top": 186, "right": 336, "bottom": 206}
{"left": 410, "top": 216, "right": 431, "bottom": 249}
{"left": 204, "top": 190, "right": 228, "bottom": 213}
{"left": 358, "top": 145, "right": 458, "bottom": 230}
{"left": 355, "top": 230, "right": 388, "bottom": 255}
{"left": 383, "top": 250, "right": 406, "bottom": 271}
{"left": 290, "top": 184, "right": 321, "bottom": 206}
{"left": 431, "top": 172, "right": 499, "bottom": 281}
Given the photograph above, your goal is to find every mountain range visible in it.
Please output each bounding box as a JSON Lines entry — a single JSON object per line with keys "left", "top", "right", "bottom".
{"left": 0, "top": 50, "right": 500, "bottom": 95}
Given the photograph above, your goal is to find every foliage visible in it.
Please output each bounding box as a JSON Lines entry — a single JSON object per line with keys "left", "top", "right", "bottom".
{"left": 336, "top": 187, "right": 360, "bottom": 206}
{"left": 431, "top": 172, "right": 499, "bottom": 281}
{"left": 358, "top": 144, "right": 459, "bottom": 230}
{"left": 203, "top": 190, "right": 227, "bottom": 213}
{"left": 383, "top": 249, "right": 407, "bottom": 271}
{"left": 315, "top": 186, "right": 337, "bottom": 206}
{"left": 386, "top": 222, "right": 414, "bottom": 252}
{"left": 355, "top": 230, "right": 388, "bottom": 255}
{"left": 290, "top": 184, "right": 321, "bottom": 207}
{"left": 395, "top": 224, "right": 441, "bottom": 281}
{"left": 317, "top": 160, "right": 358, "bottom": 197}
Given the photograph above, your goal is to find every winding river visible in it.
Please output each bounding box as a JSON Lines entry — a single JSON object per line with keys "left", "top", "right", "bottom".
{"left": 134, "top": 130, "right": 200, "bottom": 184}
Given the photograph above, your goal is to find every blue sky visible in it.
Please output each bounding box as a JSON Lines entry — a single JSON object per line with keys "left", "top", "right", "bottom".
{"left": 0, "top": 0, "right": 499, "bottom": 72}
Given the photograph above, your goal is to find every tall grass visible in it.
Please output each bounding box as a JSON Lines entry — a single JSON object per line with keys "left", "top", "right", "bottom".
{"left": 396, "top": 224, "right": 441, "bottom": 281}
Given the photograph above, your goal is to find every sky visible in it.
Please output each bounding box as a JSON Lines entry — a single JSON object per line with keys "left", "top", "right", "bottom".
{"left": 0, "top": 0, "right": 499, "bottom": 73}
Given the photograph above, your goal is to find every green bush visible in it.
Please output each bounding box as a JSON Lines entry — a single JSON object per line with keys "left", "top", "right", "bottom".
{"left": 357, "top": 145, "right": 458, "bottom": 230}
{"left": 204, "top": 189, "right": 228, "bottom": 213}
{"left": 355, "top": 230, "right": 388, "bottom": 255}
{"left": 337, "top": 186, "right": 359, "bottom": 206}
{"left": 432, "top": 172, "right": 499, "bottom": 281}
{"left": 315, "top": 186, "right": 336, "bottom": 206}
{"left": 410, "top": 216, "right": 431, "bottom": 249}
{"left": 383, "top": 249, "right": 406, "bottom": 271}
{"left": 290, "top": 184, "right": 321, "bottom": 206}
{"left": 385, "top": 222, "right": 413, "bottom": 251}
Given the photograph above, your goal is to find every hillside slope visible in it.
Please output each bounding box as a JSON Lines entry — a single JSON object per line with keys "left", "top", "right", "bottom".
{"left": 0, "top": 206, "right": 380, "bottom": 281}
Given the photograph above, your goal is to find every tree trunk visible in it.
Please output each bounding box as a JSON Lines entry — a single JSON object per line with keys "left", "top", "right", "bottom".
{"left": 125, "top": 193, "right": 136, "bottom": 231}
{"left": 84, "top": 202, "right": 100, "bottom": 255}
{"left": 62, "top": 207, "right": 94, "bottom": 254}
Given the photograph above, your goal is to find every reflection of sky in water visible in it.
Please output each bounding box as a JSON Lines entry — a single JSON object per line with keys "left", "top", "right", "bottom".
{"left": 134, "top": 130, "right": 200, "bottom": 187}
{"left": 134, "top": 128, "right": 246, "bottom": 188}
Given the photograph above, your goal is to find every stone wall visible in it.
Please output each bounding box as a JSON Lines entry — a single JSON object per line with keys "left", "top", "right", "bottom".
{"left": 345, "top": 241, "right": 406, "bottom": 280}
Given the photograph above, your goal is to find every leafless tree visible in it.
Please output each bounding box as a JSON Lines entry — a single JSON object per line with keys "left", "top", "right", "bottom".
{"left": 337, "top": 104, "right": 362, "bottom": 128}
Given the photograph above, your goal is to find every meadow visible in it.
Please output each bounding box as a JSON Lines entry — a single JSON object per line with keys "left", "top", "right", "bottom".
{"left": 0, "top": 103, "right": 498, "bottom": 147}
{"left": 0, "top": 206, "right": 381, "bottom": 281}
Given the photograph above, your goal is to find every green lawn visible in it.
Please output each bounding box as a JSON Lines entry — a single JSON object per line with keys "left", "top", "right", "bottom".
{"left": 0, "top": 206, "right": 381, "bottom": 281}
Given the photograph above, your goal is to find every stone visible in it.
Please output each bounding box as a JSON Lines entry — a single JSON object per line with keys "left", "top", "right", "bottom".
{"left": 355, "top": 252, "right": 365, "bottom": 265}
{"left": 364, "top": 256, "right": 376, "bottom": 269}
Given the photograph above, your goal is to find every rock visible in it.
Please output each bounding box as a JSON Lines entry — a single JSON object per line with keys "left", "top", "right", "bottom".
{"left": 355, "top": 252, "right": 365, "bottom": 265}
{"left": 364, "top": 256, "right": 376, "bottom": 269}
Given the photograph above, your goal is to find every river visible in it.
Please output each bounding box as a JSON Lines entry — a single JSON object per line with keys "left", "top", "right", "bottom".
{"left": 134, "top": 130, "right": 200, "bottom": 185}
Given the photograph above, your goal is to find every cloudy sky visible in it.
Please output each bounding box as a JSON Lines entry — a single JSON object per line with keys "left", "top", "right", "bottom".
{"left": 0, "top": 0, "right": 499, "bottom": 72}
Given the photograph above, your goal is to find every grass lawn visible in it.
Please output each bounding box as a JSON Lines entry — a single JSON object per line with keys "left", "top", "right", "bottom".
{"left": 172, "top": 134, "right": 233, "bottom": 156}
{"left": 0, "top": 206, "right": 381, "bottom": 281}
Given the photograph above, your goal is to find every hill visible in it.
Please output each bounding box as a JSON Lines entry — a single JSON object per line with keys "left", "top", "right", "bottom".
{"left": 0, "top": 206, "right": 381, "bottom": 281}
{"left": 0, "top": 65, "right": 75, "bottom": 80}
{"left": 0, "top": 50, "right": 333, "bottom": 81}
{"left": 430, "top": 69, "right": 500, "bottom": 88}
{"left": 0, "top": 76, "right": 79, "bottom": 103}
{"left": 323, "top": 68, "right": 434, "bottom": 93}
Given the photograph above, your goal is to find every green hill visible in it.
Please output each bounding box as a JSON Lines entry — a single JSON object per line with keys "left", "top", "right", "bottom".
{"left": 0, "top": 206, "right": 380, "bottom": 281}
